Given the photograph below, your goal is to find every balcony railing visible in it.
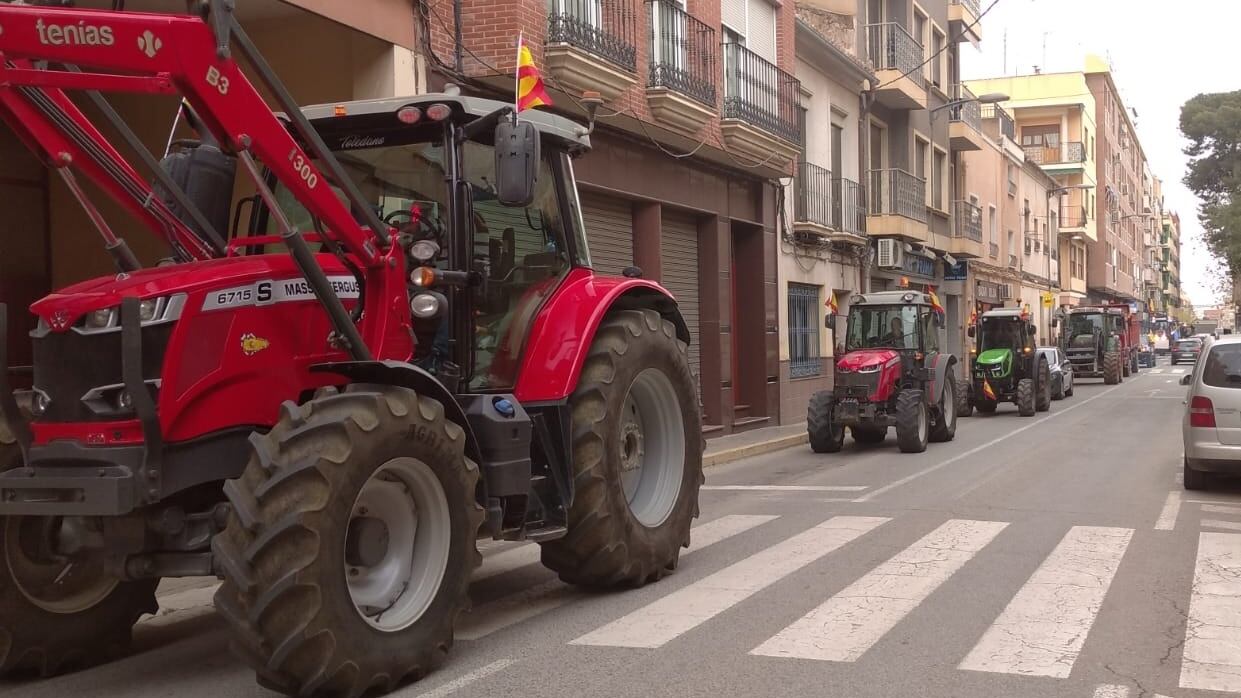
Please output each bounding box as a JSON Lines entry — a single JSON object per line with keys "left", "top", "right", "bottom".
{"left": 1008, "top": 253, "right": 1018, "bottom": 268}
{"left": 948, "top": 85, "right": 982, "bottom": 132}
{"left": 980, "top": 103, "right": 1015, "bottom": 141}
{"left": 794, "top": 162, "right": 832, "bottom": 228}
{"left": 953, "top": 200, "right": 983, "bottom": 241}
{"left": 951, "top": 0, "right": 981, "bottom": 15}
{"left": 864, "top": 23, "right": 925, "bottom": 89}
{"left": 833, "top": 177, "right": 867, "bottom": 235}
{"left": 1024, "top": 141, "right": 1086, "bottom": 165}
{"left": 646, "top": 0, "right": 716, "bottom": 106}
{"left": 722, "top": 42, "right": 801, "bottom": 144}
{"left": 1059, "top": 204, "right": 1087, "bottom": 228}
{"left": 548, "top": 0, "right": 639, "bottom": 72}
{"left": 989, "top": 241, "right": 999, "bottom": 258}
{"left": 868, "top": 168, "right": 926, "bottom": 222}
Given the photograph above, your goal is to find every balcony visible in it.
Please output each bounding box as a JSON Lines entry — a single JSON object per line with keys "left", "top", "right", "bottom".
{"left": 989, "top": 241, "right": 999, "bottom": 258}
{"left": 981, "top": 103, "right": 1015, "bottom": 142}
{"left": 793, "top": 164, "right": 867, "bottom": 244}
{"left": 948, "top": 86, "right": 986, "bottom": 152}
{"left": 833, "top": 177, "right": 867, "bottom": 238}
{"left": 546, "top": 0, "right": 639, "bottom": 101}
{"left": 867, "top": 168, "right": 928, "bottom": 239}
{"left": 1023, "top": 141, "right": 1086, "bottom": 167}
{"left": 864, "top": 23, "right": 926, "bottom": 110}
{"left": 948, "top": 200, "right": 984, "bottom": 258}
{"left": 1059, "top": 204, "right": 1087, "bottom": 229}
{"left": 721, "top": 42, "right": 801, "bottom": 167}
{"left": 948, "top": 0, "right": 982, "bottom": 43}
{"left": 645, "top": 0, "right": 717, "bottom": 134}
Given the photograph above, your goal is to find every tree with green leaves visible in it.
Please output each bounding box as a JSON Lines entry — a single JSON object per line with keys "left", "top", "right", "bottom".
{"left": 1180, "top": 91, "right": 1241, "bottom": 276}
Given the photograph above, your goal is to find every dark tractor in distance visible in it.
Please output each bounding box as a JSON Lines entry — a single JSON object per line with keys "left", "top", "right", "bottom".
{"left": 1062, "top": 305, "right": 1131, "bottom": 385}
{"left": 807, "top": 291, "right": 959, "bottom": 454}
{"left": 968, "top": 309, "right": 1051, "bottom": 417}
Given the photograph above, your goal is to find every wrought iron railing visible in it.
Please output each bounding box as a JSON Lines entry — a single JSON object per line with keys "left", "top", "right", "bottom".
{"left": 548, "top": 0, "right": 639, "bottom": 72}
{"left": 794, "top": 162, "right": 832, "bottom": 228}
{"left": 953, "top": 200, "right": 983, "bottom": 241}
{"left": 788, "top": 283, "right": 821, "bottom": 377}
{"left": 833, "top": 177, "right": 867, "bottom": 235}
{"left": 951, "top": 0, "right": 981, "bottom": 16}
{"left": 980, "top": 103, "right": 1015, "bottom": 141}
{"left": 646, "top": 0, "right": 716, "bottom": 106}
{"left": 1059, "top": 204, "right": 1087, "bottom": 228}
{"left": 722, "top": 42, "right": 801, "bottom": 144}
{"left": 989, "top": 241, "right": 999, "bottom": 258}
{"left": 868, "top": 168, "right": 926, "bottom": 222}
{"left": 864, "top": 23, "right": 925, "bottom": 89}
{"left": 948, "top": 85, "right": 982, "bottom": 132}
{"left": 1023, "top": 141, "right": 1086, "bottom": 165}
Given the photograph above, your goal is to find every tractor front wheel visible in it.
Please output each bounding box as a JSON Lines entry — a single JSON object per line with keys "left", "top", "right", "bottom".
{"left": 1122, "top": 356, "right": 1131, "bottom": 377}
{"left": 1103, "top": 352, "right": 1122, "bottom": 385}
{"left": 808, "top": 392, "right": 845, "bottom": 453}
{"left": 895, "top": 389, "right": 929, "bottom": 453}
{"left": 213, "top": 385, "right": 483, "bottom": 696}
{"left": 954, "top": 375, "right": 973, "bottom": 418}
{"left": 541, "top": 309, "right": 702, "bottom": 588}
{"left": 1035, "top": 360, "right": 1052, "bottom": 412}
{"left": 1016, "top": 378, "right": 1036, "bottom": 417}
{"left": 851, "top": 426, "right": 886, "bottom": 444}
{"left": 929, "top": 375, "right": 957, "bottom": 443}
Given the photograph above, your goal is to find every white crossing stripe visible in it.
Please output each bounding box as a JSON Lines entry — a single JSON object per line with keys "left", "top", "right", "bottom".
{"left": 457, "top": 514, "right": 779, "bottom": 641}
{"left": 1202, "top": 519, "right": 1241, "bottom": 532}
{"left": 1181, "top": 532, "right": 1241, "bottom": 693}
{"left": 571, "top": 516, "right": 890, "bottom": 649}
{"left": 1202, "top": 504, "right": 1241, "bottom": 516}
{"left": 1092, "top": 685, "right": 1130, "bottom": 698}
{"left": 751, "top": 519, "right": 1007, "bottom": 662}
{"left": 1149, "top": 368, "right": 1165, "bottom": 374}
{"left": 1155, "top": 491, "right": 1182, "bottom": 531}
{"left": 1172, "top": 368, "right": 1188, "bottom": 374}
{"left": 702, "top": 485, "right": 869, "bottom": 492}
{"left": 411, "top": 658, "right": 516, "bottom": 698}
{"left": 959, "top": 526, "right": 1133, "bottom": 678}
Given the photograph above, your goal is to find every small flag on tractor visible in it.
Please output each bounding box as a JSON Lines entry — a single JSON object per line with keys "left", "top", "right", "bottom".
{"left": 927, "top": 286, "right": 945, "bottom": 317}
{"left": 982, "top": 378, "right": 997, "bottom": 401}
{"left": 515, "top": 34, "right": 552, "bottom": 113}
{"left": 825, "top": 291, "right": 838, "bottom": 316}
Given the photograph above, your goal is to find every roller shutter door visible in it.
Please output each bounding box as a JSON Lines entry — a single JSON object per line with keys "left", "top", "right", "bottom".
{"left": 580, "top": 193, "right": 634, "bottom": 276}
{"left": 660, "top": 211, "right": 701, "bottom": 379}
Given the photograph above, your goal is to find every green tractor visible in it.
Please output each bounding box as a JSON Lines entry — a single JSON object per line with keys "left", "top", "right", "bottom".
{"left": 968, "top": 308, "right": 1051, "bottom": 416}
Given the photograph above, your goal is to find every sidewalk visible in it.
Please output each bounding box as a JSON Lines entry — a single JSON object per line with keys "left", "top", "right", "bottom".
{"left": 703, "top": 422, "right": 807, "bottom": 468}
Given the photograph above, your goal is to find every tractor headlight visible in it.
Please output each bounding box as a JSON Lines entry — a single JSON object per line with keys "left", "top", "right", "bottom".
{"left": 410, "top": 291, "right": 446, "bottom": 319}
{"left": 31, "top": 390, "right": 50, "bottom": 417}
{"left": 856, "top": 365, "right": 882, "bottom": 373}
{"left": 408, "top": 239, "right": 440, "bottom": 264}
{"left": 138, "top": 298, "right": 160, "bottom": 323}
{"left": 116, "top": 389, "right": 134, "bottom": 411}
{"left": 85, "top": 308, "right": 116, "bottom": 330}
{"left": 75, "top": 294, "right": 186, "bottom": 335}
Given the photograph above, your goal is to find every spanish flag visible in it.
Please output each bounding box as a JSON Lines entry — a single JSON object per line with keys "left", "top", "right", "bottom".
{"left": 516, "top": 35, "right": 552, "bottom": 112}
{"left": 927, "top": 285, "right": 945, "bottom": 317}
{"left": 825, "top": 291, "right": 838, "bottom": 316}
{"left": 982, "top": 378, "right": 998, "bottom": 401}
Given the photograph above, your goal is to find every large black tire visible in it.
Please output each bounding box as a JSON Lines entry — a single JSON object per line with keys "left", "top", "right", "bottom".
{"left": 1184, "top": 458, "right": 1209, "bottom": 491}
{"left": 1052, "top": 373, "right": 1065, "bottom": 400}
{"left": 954, "top": 375, "right": 973, "bottom": 417}
{"left": 1103, "top": 351, "right": 1122, "bottom": 385}
{"left": 1130, "top": 353, "right": 1140, "bottom": 375}
{"left": 213, "top": 385, "right": 484, "bottom": 697}
{"left": 1016, "top": 378, "right": 1036, "bottom": 417}
{"left": 895, "top": 389, "right": 929, "bottom": 453}
{"left": 1064, "top": 374, "right": 1074, "bottom": 397}
{"left": 1035, "top": 360, "right": 1052, "bottom": 412}
{"left": 928, "top": 373, "right": 957, "bottom": 443}
{"left": 540, "top": 309, "right": 702, "bottom": 588}
{"left": 808, "top": 391, "right": 845, "bottom": 453}
{"left": 974, "top": 398, "right": 998, "bottom": 414}
{"left": 850, "top": 426, "right": 886, "bottom": 444}
{"left": 0, "top": 419, "right": 157, "bottom": 678}
{"left": 1122, "top": 356, "right": 1131, "bottom": 377}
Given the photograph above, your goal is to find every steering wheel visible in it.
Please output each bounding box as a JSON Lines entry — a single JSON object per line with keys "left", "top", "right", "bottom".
{"left": 386, "top": 208, "right": 443, "bottom": 242}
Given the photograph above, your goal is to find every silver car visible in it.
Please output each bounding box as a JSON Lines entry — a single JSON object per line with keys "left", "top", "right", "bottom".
{"left": 1037, "top": 346, "right": 1074, "bottom": 399}
{"left": 1181, "top": 335, "right": 1241, "bottom": 489}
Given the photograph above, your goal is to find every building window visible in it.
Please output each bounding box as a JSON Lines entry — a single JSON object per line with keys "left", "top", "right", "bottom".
{"left": 931, "top": 28, "right": 945, "bottom": 88}
{"left": 788, "top": 283, "right": 821, "bottom": 377}
{"left": 932, "top": 147, "right": 947, "bottom": 211}
{"left": 1007, "top": 163, "right": 1017, "bottom": 197}
{"left": 915, "top": 133, "right": 930, "bottom": 200}
{"left": 988, "top": 204, "right": 997, "bottom": 242}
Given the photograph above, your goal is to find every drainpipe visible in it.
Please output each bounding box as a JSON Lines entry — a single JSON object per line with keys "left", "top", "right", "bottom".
{"left": 858, "top": 76, "right": 879, "bottom": 293}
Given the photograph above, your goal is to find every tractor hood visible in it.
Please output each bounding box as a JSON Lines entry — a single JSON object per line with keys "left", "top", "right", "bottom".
{"left": 975, "top": 348, "right": 1013, "bottom": 376}
{"left": 838, "top": 348, "right": 900, "bottom": 372}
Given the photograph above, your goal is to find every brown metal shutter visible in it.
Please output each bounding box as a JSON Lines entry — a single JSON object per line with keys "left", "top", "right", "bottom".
{"left": 660, "top": 210, "right": 701, "bottom": 378}
{"left": 580, "top": 192, "right": 634, "bottom": 276}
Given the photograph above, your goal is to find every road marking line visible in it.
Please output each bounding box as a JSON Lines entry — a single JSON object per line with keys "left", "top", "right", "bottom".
{"left": 1092, "top": 685, "right": 1130, "bottom": 698}
{"left": 751, "top": 519, "right": 1007, "bottom": 662}
{"left": 1150, "top": 369, "right": 1165, "bottom": 374}
{"left": 703, "top": 485, "right": 869, "bottom": 492}
{"left": 570, "top": 516, "right": 889, "bottom": 649}
{"left": 1201, "top": 519, "right": 1241, "bottom": 532}
{"left": 856, "top": 385, "right": 1124, "bottom": 502}
{"left": 1180, "top": 532, "right": 1241, "bottom": 693}
{"left": 1202, "top": 504, "right": 1241, "bottom": 516}
{"left": 458, "top": 514, "right": 778, "bottom": 641}
{"left": 959, "top": 526, "right": 1134, "bottom": 678}
{"left": 1155, "top": 491, "right": 1183, "bottom": 531}
{"left": 411, "top": 658, "right": 516, "bottom": 698}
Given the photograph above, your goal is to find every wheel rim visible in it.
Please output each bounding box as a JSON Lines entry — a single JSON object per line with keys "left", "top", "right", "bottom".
{"left": 345, "top": 457, "right": 451, "bottom": 632}
{"left": 3, "top": 516, "right": 118, "bottom": 614}
{"left": 943, "top": 380, "right": 956, "bottom": 431}
{"left": 918, "top": 401, "right": 928, "bottom": 442}
{"left": 619, "top": 368, "right": 686, "bottom": 528}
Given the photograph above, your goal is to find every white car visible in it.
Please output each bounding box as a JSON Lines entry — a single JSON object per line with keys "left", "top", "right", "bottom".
{"left": 1181, "top": 334, "right": 1241, "bottom": 489}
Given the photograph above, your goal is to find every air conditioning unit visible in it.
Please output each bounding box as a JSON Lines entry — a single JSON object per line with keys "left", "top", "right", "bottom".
{"left": 877, "top": 238, "right": 904, "bottom": 269}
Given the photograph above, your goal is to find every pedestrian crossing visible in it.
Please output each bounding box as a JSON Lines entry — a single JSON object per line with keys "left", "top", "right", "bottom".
{"left": 1145, "top": 367, "right": 1188, "bottom": 374}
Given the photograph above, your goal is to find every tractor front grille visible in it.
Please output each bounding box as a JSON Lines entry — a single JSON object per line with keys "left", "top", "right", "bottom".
{"left": 835, "top": 370, "right": 881, "bottom": 400}
{"left": 32, "top": 325, "right": 171, "bottom": 423}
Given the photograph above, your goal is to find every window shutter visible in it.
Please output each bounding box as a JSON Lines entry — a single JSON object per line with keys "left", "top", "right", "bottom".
{"left": 747, "top": 0, "right": 777, "bottom": 63}
{"left": 722, "top": 0, "right": 746, "bottom": 34}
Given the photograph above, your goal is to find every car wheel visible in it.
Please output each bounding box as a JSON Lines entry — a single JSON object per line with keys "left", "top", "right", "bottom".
{"left": 1184, "top": 458, "right": 1209, "bottom": 491}
{"left": 1064, "top": 376, "right": 1074, "bottom": 397}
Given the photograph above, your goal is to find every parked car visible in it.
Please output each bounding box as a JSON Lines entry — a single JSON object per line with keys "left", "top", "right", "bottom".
{"left": 1181, "top": 335, "right": 1241, "bottom": 489}
{"left": 1037, "top": 346, "right": 1074, "bottom": 399}
{"left": 1172, "top": 338, "right": 1204, "bottom": 365}
{"left": 1154, "top": 333, "right": 1171, "bottom": 354}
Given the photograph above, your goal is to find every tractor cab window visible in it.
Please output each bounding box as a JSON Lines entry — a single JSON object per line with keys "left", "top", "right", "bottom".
{"left": 980, "top": 320, "right": 1021, "bottom": 352}
{"left": 921, "top": 309, "right": 940, "bottom": 353}
{"left": 846, "top": 305, "right": 920, "bottom": 351}
{"left": 1066, "top": 313, "right": 1103, "bottom": 338}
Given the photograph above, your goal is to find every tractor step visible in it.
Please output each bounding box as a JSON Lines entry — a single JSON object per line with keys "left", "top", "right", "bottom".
{"left": 525, "top": 524, "right": 568, "bottom": 542}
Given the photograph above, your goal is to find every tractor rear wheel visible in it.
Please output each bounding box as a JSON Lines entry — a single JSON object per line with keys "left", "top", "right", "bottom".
{"left": 540, "top": 309, "right": 702, "bottom": 588}
{"left": 954, "top": 375, "right": 973, "bottom": 417}
{"left": 1122, "top": 357, "right": 1131, "bottom": 377}
{"left": 0, "top": 419, "right": 157, "bottom": 678}
{"left": 808, "top": 392, "right": 845, "bottom": 453}
{"left": 213, "top": 385, "right": 483, "bottom": 697}
{"left": 895, "top": 389, "right": 929, "bottom": 453}
{"left": 1035, "top": 361, "right": 1052, "bottom": 412}
{"left": 1130, "top": 353, "right": 1140, "bottom": 375}
{"left": 850, "top": 426, "right": 886, "bottom": 444}
{"left": 1103, "top": 351, "right": 1122, "bottom": 385}
{"left": 928, "top": 375, "right": 957, "bottom": 443}
{"left": 974, "top": 399, "right": 997, "bottom": 414}
{"left": 1016, "top": 378, "right": 1036, "bottom": 417}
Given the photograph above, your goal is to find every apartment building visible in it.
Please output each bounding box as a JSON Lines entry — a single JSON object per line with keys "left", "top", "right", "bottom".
{"left": 1164, "top": 210, "right": 1185, "bottom": 317}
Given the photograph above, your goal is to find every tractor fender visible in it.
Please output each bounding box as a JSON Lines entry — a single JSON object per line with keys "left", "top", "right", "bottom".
{"left": 513, "top": 268, "right": 689, "bottom": 403}
{"left": 310, "top": 360, "right": 482, "bottom": 465}
{"left": 926, "top": 354, "right": 957, "bottom": 406}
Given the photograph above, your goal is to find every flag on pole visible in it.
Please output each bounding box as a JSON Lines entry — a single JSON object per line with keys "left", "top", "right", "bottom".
{"left": 515, "top": 34, "right": 552, "bottom": 113}
{"left": 982, "top": 378, "right": 997, "bottom": 401}
{"left": 825, "top": 291, "right": 838, "bottom": 316}
{"left": 927, "top": 285, "right": 945, "bottom": 317}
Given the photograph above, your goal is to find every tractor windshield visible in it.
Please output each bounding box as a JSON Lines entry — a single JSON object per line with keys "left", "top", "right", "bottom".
{"left": 845, "top": 304, "right": 920, "bottom": 351}
{"left": 1066, "top": 313, "right": 1104, "bottom": 338}
{"left": 979, "top": 319, "right": 1022, "bottom": 352}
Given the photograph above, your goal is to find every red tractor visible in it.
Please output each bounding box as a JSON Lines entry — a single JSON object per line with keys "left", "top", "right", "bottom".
{"left": 807, "top": 290, "right": 960, "bottom": 453}
{"left": 0, "top": 4, "right": 702, "bottom": 694}
{"left": 1062, "top": 303, "right": 1140, "bottom": 383}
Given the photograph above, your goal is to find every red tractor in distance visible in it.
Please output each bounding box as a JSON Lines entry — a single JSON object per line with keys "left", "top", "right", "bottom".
{"left": 0, "top": 3, "right": 703, "bottom": 695}
{"left": 807, "top": 290, "right": 960, "bottom": 453}
{"left": 1062, "top": 303, "right": 1141, "bottom": 383}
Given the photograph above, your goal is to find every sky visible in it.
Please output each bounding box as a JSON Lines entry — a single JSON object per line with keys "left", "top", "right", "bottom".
{"left": 959, "top": 0, "right": 1239, "bottom": 310}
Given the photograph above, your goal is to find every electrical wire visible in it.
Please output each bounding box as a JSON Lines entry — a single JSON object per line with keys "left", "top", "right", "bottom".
{"left": 875, "top": 0, "right": 1002, "bottom": 91}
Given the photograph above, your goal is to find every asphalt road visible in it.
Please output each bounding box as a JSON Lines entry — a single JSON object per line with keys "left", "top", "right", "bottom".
{"left": 6, "top": 355, "right": 1240, "bottom": 698}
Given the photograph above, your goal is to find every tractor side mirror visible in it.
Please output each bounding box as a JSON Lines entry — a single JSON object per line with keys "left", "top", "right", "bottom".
{"left": 825, "top": 314, "right": 837, "bottom": 333}
{"left": 1029, "top": 324, "right": 1037, "bottom": 336}
{"left": 494, "top": 119, "right": 540, "bottom": 207}
{"left": 967, "top": 326, "right": 975, "bottom": 338}
{"left": 1180, "top": 374, "right": 1193, "bottom": 386}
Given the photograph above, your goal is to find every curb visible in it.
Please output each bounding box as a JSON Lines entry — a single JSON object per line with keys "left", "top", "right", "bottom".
{"left": 702, "top": 432, "right": 808, "bottom": 469}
